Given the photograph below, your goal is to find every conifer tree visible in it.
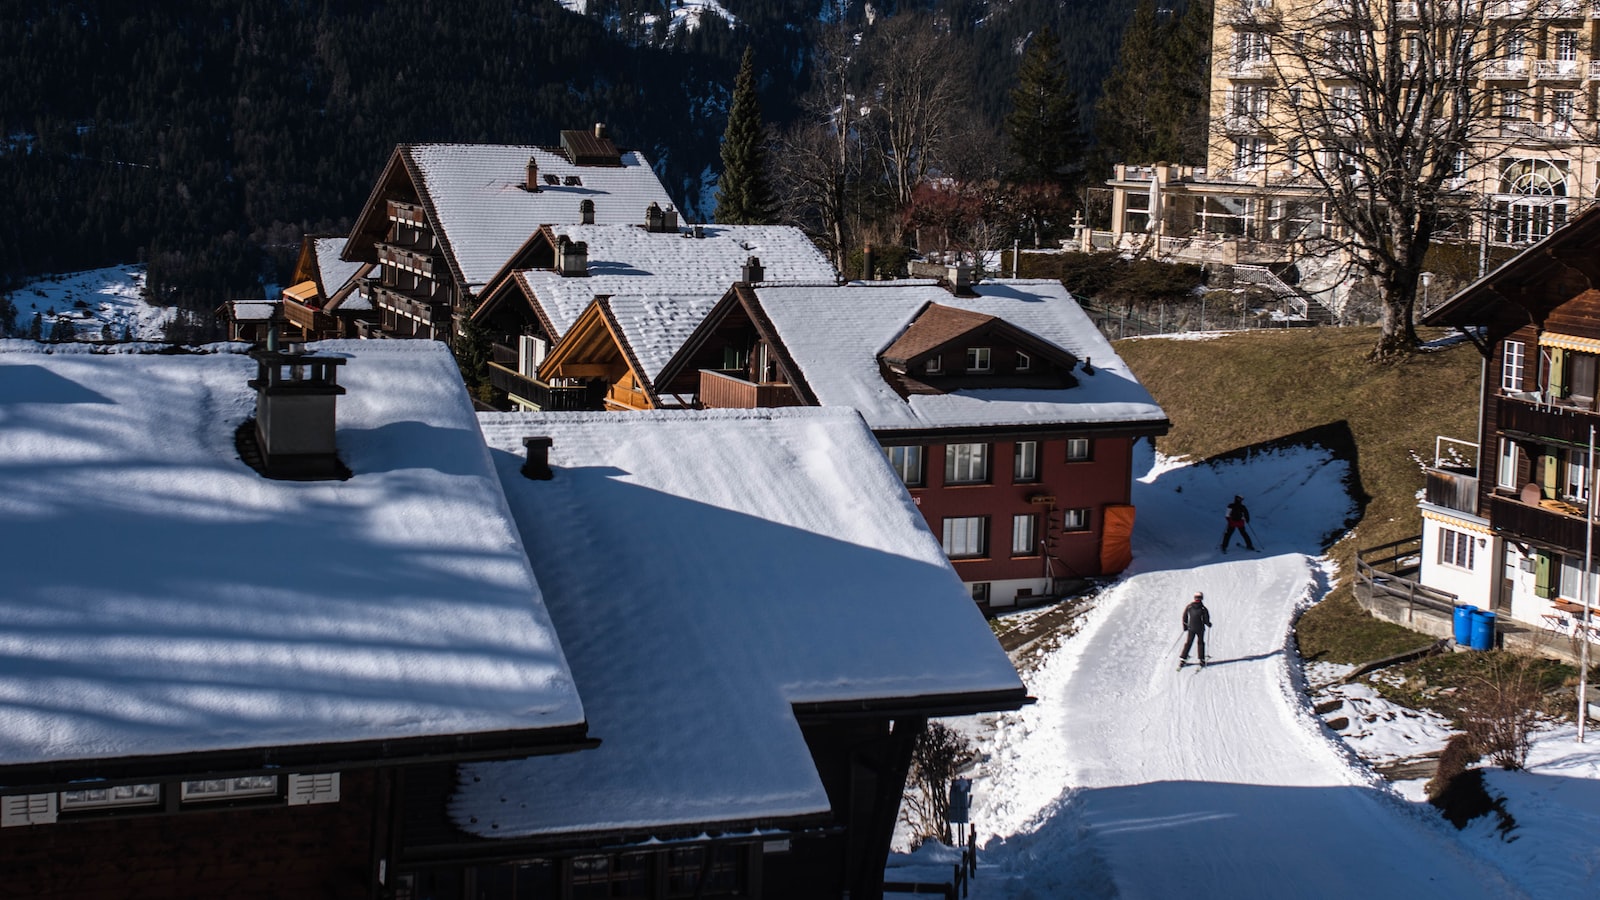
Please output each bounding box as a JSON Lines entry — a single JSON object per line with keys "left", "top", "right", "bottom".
{"left": 714, "top": 47, "right": 777, "bottom": 225}
{"left": 1158, "top": 0, "right": 1213, "bottom": 165}
{"left": 28, "top": 311, "right": 42, "bottom": 341}
{"left": 1095, "top": 0, "right": 1177, "bottom": 166}
{"left": 1004, "top": 27, "right": 1083, "bottom": 190}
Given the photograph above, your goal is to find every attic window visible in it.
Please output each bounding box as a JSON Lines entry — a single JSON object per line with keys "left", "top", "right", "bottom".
{"left": 60, "top": 784, "right": 161, "bottom": 811}
{"left": 967, "top": 347, "right": 992, "bottom": 372}
{"left": 925, "top": 355, "right": 943, "bottom": 375}
{"left": 1016, "top": 351, "right": 1032, "bottom": 372}
{"left": 544, "top": 174, "right": 560, "bottom": 186}
{"left": 564, "top": 175, "right": 582, "bottom": 186}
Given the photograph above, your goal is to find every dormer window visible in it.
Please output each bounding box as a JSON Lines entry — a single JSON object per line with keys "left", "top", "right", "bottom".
{"left": 544, "top": 174, "right": 560, "bottom": 185}
{"left": 967, "top": 347, "right": 991, "bottom": 372}
{"left": 1016, "top": 351, "right": 1032, "bottom": 372}
{"left": 926, "top": 355, "right": 943, "bottom": 375}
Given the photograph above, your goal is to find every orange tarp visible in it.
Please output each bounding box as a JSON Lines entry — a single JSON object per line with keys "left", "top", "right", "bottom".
{"left": 1100, "top": 504, "right": 1136, "bottom": 574}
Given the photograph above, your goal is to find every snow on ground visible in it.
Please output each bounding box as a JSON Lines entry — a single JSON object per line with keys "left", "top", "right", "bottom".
{"left": 3, "top": 264, "right": 175, "bottom": 340}
{"left": 919, "top": 442, "right": 1559, "bottom": 898}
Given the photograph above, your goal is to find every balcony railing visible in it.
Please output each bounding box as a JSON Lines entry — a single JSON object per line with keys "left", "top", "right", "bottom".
{"left": 1483, "top": 59, "right": 1529, "bottom": 80}
{"left": 281, "top": 297, "right": 338, "bottom": 335}
{"left": 1489, "top": 492, "right": 1600, "bottom": 553}
{"left": 1424, "top": 467, "right": 1480, "bottom": 514}
{"left": 487, "top": 363, "right": 601, "bottom": 410}
{"left": 1536, "top": 59, "right": 1583, "bottom": 81}
{"left": 1224, "top": 58, "right": 1271, "bottom": 79}
{"left": 365, "top": 280, "right": 448, "bottom": 325}
{"left": 377, "top": 242, "right": 437, "bottom": 279}
{"left": 1499, "top": 393, "right": 1600, "bottom": 446}
{"left": 387, "top": 199, "right": 426, "bottom": 228}
{"left": 698, "top": 369, "right": 802, "bottom": 409}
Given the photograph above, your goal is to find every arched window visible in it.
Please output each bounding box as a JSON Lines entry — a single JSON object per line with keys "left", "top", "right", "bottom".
{"left": 1494, "top": 159, "right": 1569, "bottom": 244}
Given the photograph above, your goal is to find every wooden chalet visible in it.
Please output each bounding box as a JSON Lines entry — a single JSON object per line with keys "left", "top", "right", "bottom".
{"left": 1419, "top": 204, "right": 1600, "bottom": 641}
{"left": 542, "top": 273, "right": 1171, "bottom": 607}
{"left": 277, "top": 234, "right": 374, "bottom": 341}
{"left": 338, "top": 128, "right": 679, "bottom": 342}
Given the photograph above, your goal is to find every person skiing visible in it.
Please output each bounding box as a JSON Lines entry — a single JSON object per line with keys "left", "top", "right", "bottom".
{"left": 1180, "top": 592, "right": 1211, "bottom": 668}
{"left": 1220, "top": 494, "right": 1255, "bottom": 552}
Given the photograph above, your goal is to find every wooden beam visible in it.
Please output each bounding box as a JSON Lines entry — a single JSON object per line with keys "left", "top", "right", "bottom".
{"left": 546, "top": 363, "right": 616, "bottom": 378}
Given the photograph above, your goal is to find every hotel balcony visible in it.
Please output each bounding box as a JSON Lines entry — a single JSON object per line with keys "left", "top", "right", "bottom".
{"left": 1535, "top": 59, "right": 1583, "bottom": 82}
{"left": 1483, "top": 59, "right": 1529, "bottom": 81}
{"left": 698, "top": 369, "right": 803, "bottom": 409}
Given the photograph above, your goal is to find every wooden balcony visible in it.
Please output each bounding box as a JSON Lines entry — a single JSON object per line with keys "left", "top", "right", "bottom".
{"left": 698, "top": 369, "right": 802, "bottom": 409}
{"left": 1489, "top": 492, "right": 1600, "bottom": 554}
{"left": 487, "top": 363, "right": 601, "bottom": 411}
{"left": 365, "top": 280, "right": 448, "bottom": 325}
{"left": 387, "top": 199, "right": 426, "bottom": 228}
{"left": 377, "top": 242, "right": 437, "bottom": 279}
{"left": 1424, "top": 467, "right": 1479, "bottom": 515}
{"left": 1499, "top": 394, "right": 1600, "bottom": 446}
{"left": 281, "top": 297, "right": 338, "bottom": 336}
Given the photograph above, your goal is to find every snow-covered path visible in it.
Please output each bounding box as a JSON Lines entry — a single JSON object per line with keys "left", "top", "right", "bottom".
{"left": 965, "top": 446, "right": 1525, "bottom": 898}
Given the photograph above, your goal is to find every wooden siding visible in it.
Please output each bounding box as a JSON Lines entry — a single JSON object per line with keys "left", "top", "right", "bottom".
{"left": 1499, "top": 394, "right": 1600, "bottom": 447}
{"left": 488, "top": 363, "right": 602, "bottom": 410}
{"left": 282, "top": 298, "right": 338, "bottom": 336}
{"left": 1425, "top": 468, "right": 1480, "bottom": 515}
{"left": 1542, "top": 288, "right": 1600, "bottom": 339}
{"left": 0, "top": 769, "right": 385, "bottom": 899}
{"left": 1489, "top": 493, "right": 1600, "bottom": 554}
{"left": 698, "top": 370, "right": 802, "bottom": 409}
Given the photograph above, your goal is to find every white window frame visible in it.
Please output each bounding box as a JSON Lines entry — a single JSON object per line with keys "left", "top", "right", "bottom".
{"left": 925, "top": 354, "right": 943, "bottom": 375}
{"left": 966, "top": 346, "right": 992, "bottom": 372}
{"left": 1502, "top": 340, "right": 1525, "bottom": 393}
{"left": 1012, "top": 514, "right": 1038, "bottom": 556}
{"left": 1062, "top": 508, "right": 1091, "bottom": 532}
{"left": 1557, "top": 30, "right": 1579, "bottom": 63}
{"left": 1439, "top": 528, "right": 1476, "bottom": 570}
{"left": 59, "top": 783, "right": 161, "bottom": 811}
{"left": 1566, "top": 449, "right": 1590, "bottom": 504}
{"left": 1014, "top": 441, "right": 1039, "bottom": 482}
{"left": 945, "top": 443, "right": 990, "bottom": 484}
{"left": 885, "top": 445, "right": 925, "bottom": 487}
{"left": 1066, "top": 438, "right": 1092, "bottom": 462}
{"left": 1498, "top": 438, "right": 1519, "bottom": 490}
{"left": 942, "top": 517, "right": 988, "bottom": 558}
{"left": 518, "top": 334, "right": 547, "bottom": 377}
{"left": 1015, "top": 351, "right": 1031, "bottom": 372}
{"left": 181, "top": 776, "right": 280, "bottom": 803}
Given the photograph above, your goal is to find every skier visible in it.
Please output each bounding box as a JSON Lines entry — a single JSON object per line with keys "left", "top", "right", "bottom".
{"left": 1220, "top": 494, "right": 1255, "bottom": 552}
{"left": 1179, "top": 592, "right": 1211, "bottom": 668}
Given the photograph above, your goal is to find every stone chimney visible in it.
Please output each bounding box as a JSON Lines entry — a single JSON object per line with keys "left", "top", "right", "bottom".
{"left": 862, "top": 244, "right": 875, "bottom": 281}
{"left": 556, "top": 236, "right": 589, "bottom": 276}
{"left": 948, "top": 264, "right": 973, "bottom": 294}
{"left": 742, "top": 256, "right": 765, "bottom": 284}
{"left": 248, "top": 347, "right": 348, "bottom": 480}
{"left": 525, "top": 157, "right": 540, "bottom": 192}
{"left": 645, "top": 202, "right": 665, "bottom": 233}
{"left": 663, "top": 206, "right": 678, "bottom": 232}
{"left": 522, "top": 436, "right": 554, "bottom": 480}
{"left": 580, "top": 198, "right": 595, "bottom": 225}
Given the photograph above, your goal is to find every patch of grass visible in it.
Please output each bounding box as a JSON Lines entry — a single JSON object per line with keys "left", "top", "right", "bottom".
{"left": 1115, "top": 326, "right": 1481, "bottom": 664}
{"left": 1371, "top": 650, "right": 1576, "bottom": 726}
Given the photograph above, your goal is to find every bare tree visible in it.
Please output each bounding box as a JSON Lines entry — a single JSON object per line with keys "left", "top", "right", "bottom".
{"left": 860, "top": 14, "right": 973, "bottom": 217}
{"left": 900, "top": 721, "right": 973, "bottom": 847}
{"left": 1236, "top": 0, "right": 1582, "bottom": 359}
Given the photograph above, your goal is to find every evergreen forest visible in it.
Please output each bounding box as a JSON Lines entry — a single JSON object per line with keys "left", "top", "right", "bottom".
{"left": 0, "top": 0, "right": 1195, "bottom": 315}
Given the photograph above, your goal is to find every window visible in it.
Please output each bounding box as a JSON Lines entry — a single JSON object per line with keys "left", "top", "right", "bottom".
{"left": 182, "top": 776, "right": 279, "bottom": 803}
{"left": 1557, "top": 30, "right": 1579, "bottom": 63}
{"left": 1016, "top": 351, "right": 1032, "bottom": 372}
{"left": 59, "top": 784, "right": 160, "bottom": 811}
{"left": 945, "top": 443, "right": 989, "bottom": 484}
{"left": 572, "top": 853, "right": 651, "bottom": 898}
{"left": 722, "top": 345, "right": 747, "bottom": 371}
{"left": 967, "top": 347, "right": 992, "bottom": 372}
{"left": 1552, "top": 91, "right": 1576, "bottom": 126}
{"left": 1439, "top": 528, "right": 1475, "bottom": 570}
{"left": 1012, "top": 514, "right": 1038, "bottom": 556}
{"left": 1569, "top": 352, "right": 1598, "bottom": 407}
{"left": 1234, "top": 31, "right": 1268, "bottom": 64}
{"left": 1062, "top": 508, "right": 1091, "bottom": 531}
{"left": 1501, "top": 341, "right": 1525, "bottom": 392}
{"left": 970, "top": 582, "right": 991, "bottom": 604}
{"left": 886, "top": 445, "right": 925, "bottom": 487}
{"left": 1559, "top": 552, "right": 1600, "bottom": 603}
{"left": 1233, "top": 138, "right": 1267, "bottom": 170}
{"left": 519, "top": 334, "right": 547, "bottom": 377}
{"left": 1499, "top": 90, "right": 1524, "bottom": 118}
{"left": 943, "top": 517, "right": 988, "bottom": 558}
{"left": 1566, "top": 449, "right": 1591, "bottom": 504}
{"left": 1498, "top": 438, "right": 1519, "bottom": 490}
{"left": 925, "top": 354, "right": 943, "bottom": 375}
{"left": 1014, "top": 441, "right": 1039, "bottom": 482}
{"left": 1066, "top": 438, "right": 1092, "bottom": 461}
{"left": 1329, "top": 86, "right": 1360, "bottom": 125}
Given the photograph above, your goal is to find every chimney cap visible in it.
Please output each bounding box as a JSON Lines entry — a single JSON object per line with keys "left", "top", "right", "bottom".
{"left": 522, "top": 435, "right": 555, "bottom": 480}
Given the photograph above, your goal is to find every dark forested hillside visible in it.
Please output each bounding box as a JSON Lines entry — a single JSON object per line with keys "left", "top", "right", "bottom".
{"left": 0, "top": 0, "right": 1143, "bottom": 310}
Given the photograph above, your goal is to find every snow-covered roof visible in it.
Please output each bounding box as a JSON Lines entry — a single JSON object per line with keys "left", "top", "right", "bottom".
{"left": 0, "top": 340, "right": 583, "bottom": 770}
{"left": 752, "top": 280, "right": 1169, "bottom": 433}
{"left": 407, "top": 144, "right": 677, "bottom": 291}
{"left": 224, "top": 301, "right": 277, "bottom": 322}
{"left": 458, "top": 408, "right": 1025, "bottom": 837}
{"left": 312, "top": 237, "right": 364, "bottom": 298}
{"left": 603, "top": 293, "right": 723, "bottom": 384}
{"left": 516, "top": 223, "right": 836, "bottom": 339}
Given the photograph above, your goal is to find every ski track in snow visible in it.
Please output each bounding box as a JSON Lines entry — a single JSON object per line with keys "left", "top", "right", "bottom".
{"left": 963, "top": 444, "right": 1528, "bottom": 898}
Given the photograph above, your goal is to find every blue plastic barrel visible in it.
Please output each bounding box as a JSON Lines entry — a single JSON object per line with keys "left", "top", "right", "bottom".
{"left": 1470, "top": 609, "right": 1497, "bottom": 651}
{"left": 1453, "top": 605, "right": 1478, "bottom": 646}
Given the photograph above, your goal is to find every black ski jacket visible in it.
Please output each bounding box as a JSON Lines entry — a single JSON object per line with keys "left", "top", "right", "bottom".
{"left": 1182, "top": 601, "right": 1211, "bottom": 634}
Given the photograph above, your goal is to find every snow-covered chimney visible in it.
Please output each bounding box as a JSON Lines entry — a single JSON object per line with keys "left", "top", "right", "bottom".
{"left": 525, "top": 157, "right": 540, "bottom": 192}
{"left": 522, "top": 436, "right": 554, "bottom": 480}
{"left": 580, "top": 198, "right": 595, "bottom": 225}
{"left": 645, "top": 202, "right": 665, "bottom": 232}
{"left": 556, "top": 236, "right": 589, "bottom": 276}
{"left": 248, "top": 347, "right": 348, "bottom": 480}
{"left": 742, "top": 256, "right": 765, "bottom": 284}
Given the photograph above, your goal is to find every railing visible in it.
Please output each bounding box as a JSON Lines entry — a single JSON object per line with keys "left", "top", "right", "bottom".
{"left": 1483, "top": 59, "right": 1529, "bottom": 80}
{"left": 1498, "top": 119, "right": 1579, "bottom": 141}
{"left": 1224, "top": 58, "right": 1271, "bottom": 79}
{"left": 377, "top": 242, "right": 437, "bottom": 279}
{"left": 1424, "top": 468, "right": 1480, "bottom": 514}
{"left": 387, "top": 199, "right": 426, "bottom": 228}
{"left": 1499, "top": 393, "right": 1600, "bottom": 446}
{"left": 365, "top": 280, "right": 448, "bottom": 325}
{"left": 281, "top": 297, "right": 338, "bottom": 335}
{"left": 884, "top": 829, "right": 976, "bottom": 899}
{"left": 1355, "top": 536, "right": 1459, "bottom": 618}
{"left": 1535, "top": 59, "right": 1583, "bottom": 81}
{"left": 486, "top": 363, "right": 599, "bottom": 410}
{"left": 698, "top": 369, "right": 801, "bottom": 409}
{"left": 1489, "top": 493, "right": 1600, "bottom": 554}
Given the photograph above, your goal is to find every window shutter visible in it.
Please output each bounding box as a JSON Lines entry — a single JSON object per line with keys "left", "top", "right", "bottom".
{"left": 1535, "top": 551, "right": 1554, "bottom": 599}
{"left": 286, "top": 773, "right": 341, "bottom": 806}
{"left": 1, "top": 793, "right": 58, "bottom": 827}
{"left": 1550, "top": 347, "right": 1568, "bottom": 397}
{"left": 1543, "top": 453, "right": 1560, "bottom": 499}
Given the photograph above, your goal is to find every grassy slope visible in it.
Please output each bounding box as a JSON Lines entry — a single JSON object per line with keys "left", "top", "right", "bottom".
{"left": 1115, "top": 326, "right": 1482, "bottom": 662}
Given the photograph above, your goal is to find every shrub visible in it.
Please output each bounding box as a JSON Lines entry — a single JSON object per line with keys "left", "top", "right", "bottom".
{"left": 901, "top": 721, "right": 974, "bottom": 847}
{"left": 1458, "top": 652, "right": 1543, "bottom": 771}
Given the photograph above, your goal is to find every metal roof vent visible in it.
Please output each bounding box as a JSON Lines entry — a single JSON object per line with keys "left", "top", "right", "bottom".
{"left": 522, "top": 436, "right": 554, "bottom": 480}
{"left": 742, "top": 256, "right": 765, "bottom": 284}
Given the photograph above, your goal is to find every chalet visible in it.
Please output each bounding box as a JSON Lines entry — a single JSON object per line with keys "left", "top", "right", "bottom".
{"left": 0, "top": 341, "right": 588, "bottom": 897}
{"left": 467, "top": 221, "right": 836, "bottom": 410}
{"left": 339, "top": 127, "right": 678, "bottom": 341}
{"left": 615, "top": 275, "right": 1171, "bottom": 607}
{"left": 432, "top": 408, "right": 1029, "bottom": 899}
{"left": 1419, "top": 204, "right": 1600, "bottom": 648}
{"left": 277, "top": 234, "right": 374, "bottom": 341}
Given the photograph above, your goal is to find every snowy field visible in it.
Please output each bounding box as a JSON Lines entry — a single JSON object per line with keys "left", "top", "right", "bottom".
{"left": 3, "top": 264, "right": 174, "bottom": 340}
{"left": 893, "top": 441, "right": 1600, "bottom": 898}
